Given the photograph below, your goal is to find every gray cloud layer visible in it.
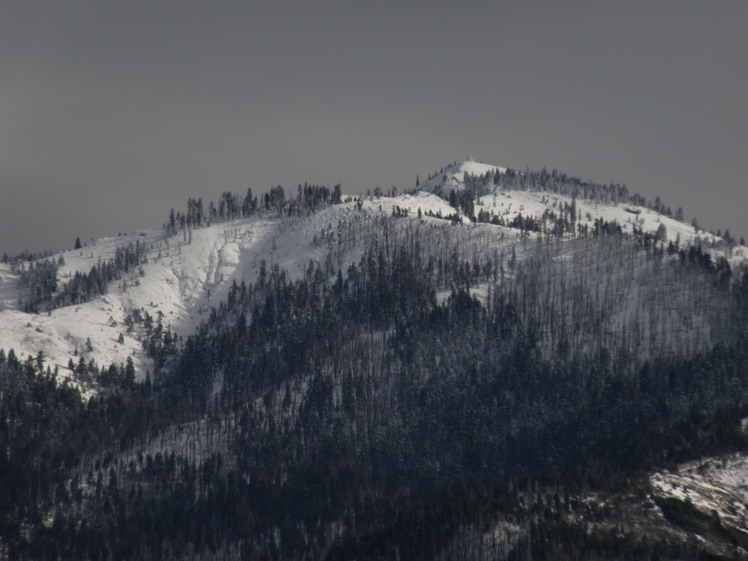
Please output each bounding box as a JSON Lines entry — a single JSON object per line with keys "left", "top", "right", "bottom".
{"left": 1, "top": 1, "right": 746, "bottom": 254}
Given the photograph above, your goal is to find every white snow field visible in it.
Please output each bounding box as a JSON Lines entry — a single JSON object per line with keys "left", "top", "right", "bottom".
{"left": 651, "top": 453, "right": 748, "bottom": 539}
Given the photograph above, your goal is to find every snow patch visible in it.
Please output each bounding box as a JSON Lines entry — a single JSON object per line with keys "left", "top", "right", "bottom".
{"left": 651, "top": 454, "right": 748, "bottom": 535}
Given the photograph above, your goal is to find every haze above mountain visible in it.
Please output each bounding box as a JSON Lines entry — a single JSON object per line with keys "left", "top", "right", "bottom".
{"left": 1, "top": 2, "right": 746, "bottom": 256}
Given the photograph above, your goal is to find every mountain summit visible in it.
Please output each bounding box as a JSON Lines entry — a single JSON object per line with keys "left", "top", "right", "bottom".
{"left": 418, "top": 157, "right": 507, "bottom": 196}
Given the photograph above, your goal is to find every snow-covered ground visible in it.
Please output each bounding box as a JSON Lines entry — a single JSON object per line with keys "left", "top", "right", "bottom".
{"left": 651, "top": 454, "right": 748, "bottom": 536}
{"left": 419, "top": 159, "right": 745, "bottom": 266}
{"left": 0, "top": 217, "right": 282, "bottom": 383}
{"left": 0, "top": 191, "right": 466, "bottom": 384}
{"left": 478, "top": 189, "right": 722, "bottom": 248}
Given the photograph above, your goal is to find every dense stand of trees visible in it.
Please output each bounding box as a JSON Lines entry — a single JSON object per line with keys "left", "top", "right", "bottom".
{"left": 123, "top": 307, "right": 180, "bottom": 370}
{"left": 460, "top": 166, "right": 643, "bottom": 209}
{"left": 13, "top": 241, "right": 149, "bottom": 312}
{"left": 16, "top": 259, "right": 59, "bottom": 312}
{"left": 53, "top": 242, "right": 149, "bottom": 309}
{"left": 166, "top": 184, "right": 342, "bottom": 237}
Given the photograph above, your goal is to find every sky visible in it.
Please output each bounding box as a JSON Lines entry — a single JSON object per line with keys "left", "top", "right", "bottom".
{"left": 1, "top": 1, "right": 746, "bottom": 255}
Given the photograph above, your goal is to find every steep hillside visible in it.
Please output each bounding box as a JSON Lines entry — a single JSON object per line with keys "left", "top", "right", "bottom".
{"left": 1, "top": 161, "right": 747, "bottom": 560}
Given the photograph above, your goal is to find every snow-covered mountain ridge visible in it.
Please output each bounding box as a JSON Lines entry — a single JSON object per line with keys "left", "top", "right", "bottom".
{"left": 0, "top": 159, "right": 744, "bottom": 386}
{"left": 0, "top": 191, "right": 461, "bottom": 382}
{"left": 421, "top": 159, "right": 744, "bottom": 256}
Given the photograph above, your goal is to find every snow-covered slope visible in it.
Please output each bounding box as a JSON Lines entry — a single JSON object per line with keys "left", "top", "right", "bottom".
{"left": 476, "top": 188, "right": 748, "bottom": 270}
{"left": 651, "top": 453, "right": 748, "bottom": 545}
{"left": 479, "top": 189, "right": 715, "bottom": 245}
{"left": 0, "top": 218, "right": 282, "bottom": 383}
{"left": 420, "top": 159, "right": 745, "bottom": 265}
{"left": 0, "top": 192, "right": 465, "bottom": 384}
{"left": 418, "top": 157, "right": 506, "bottom": 197}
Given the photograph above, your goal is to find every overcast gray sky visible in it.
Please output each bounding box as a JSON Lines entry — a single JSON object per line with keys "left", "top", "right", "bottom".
{"left": 1, "top": 1, "right": 746, "bottom": 255}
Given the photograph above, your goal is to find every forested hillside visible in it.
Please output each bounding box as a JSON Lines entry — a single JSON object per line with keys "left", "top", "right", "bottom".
{"left": 1, "top": 162, "right": 747, "bottom": 560}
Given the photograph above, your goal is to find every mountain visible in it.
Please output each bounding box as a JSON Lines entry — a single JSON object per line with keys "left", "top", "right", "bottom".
{"left": 1, "top": 161, "right": 747, "bottom": 560}
{"left": 2, "top": 161, "right": 743, "bottom": 383}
